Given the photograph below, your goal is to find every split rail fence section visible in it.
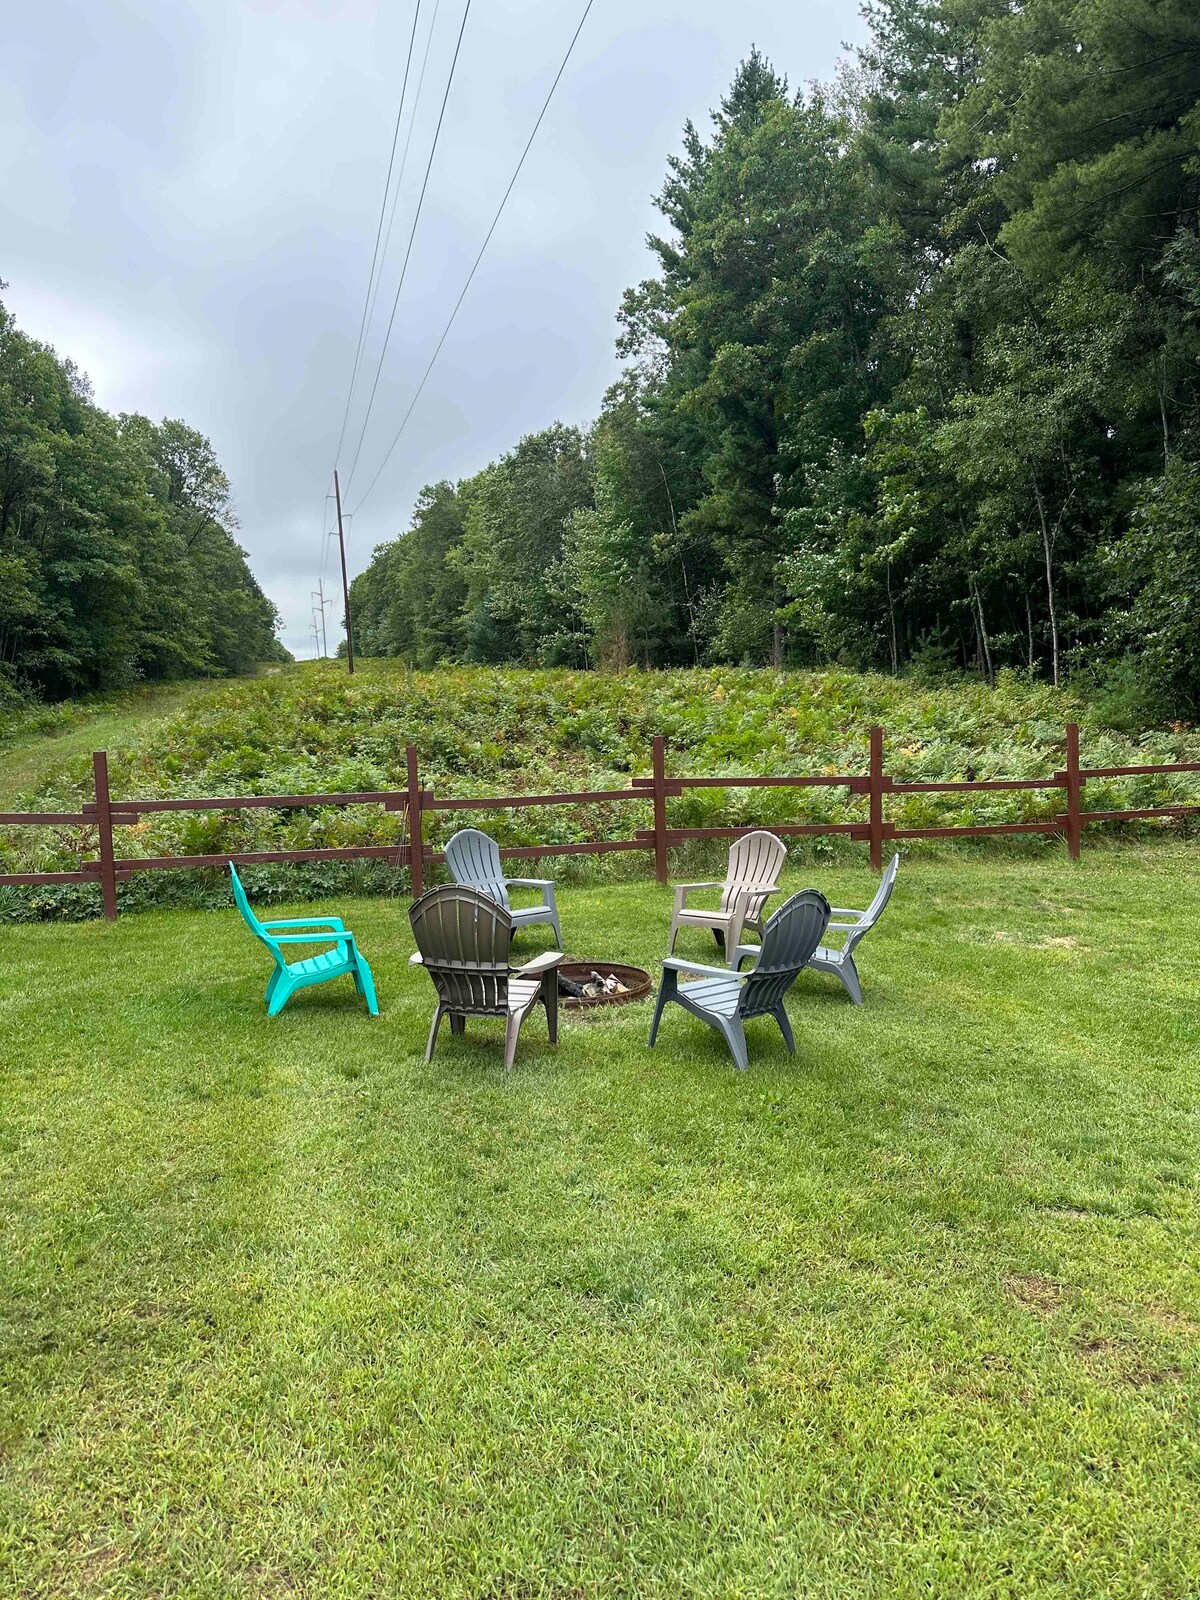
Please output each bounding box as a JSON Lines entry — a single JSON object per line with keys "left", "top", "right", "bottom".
{"left": 1, "top": 723, "right": 1197, "bottom": 920}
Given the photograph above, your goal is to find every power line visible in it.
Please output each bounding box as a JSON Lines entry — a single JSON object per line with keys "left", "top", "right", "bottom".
{"left": 342, "top": 0, "right": 474, "bottom": 500}
{"left": 358, "top": 0, "right": 444, "bottom": 379}
{"left": 348, "top": 0, "right": 596, "bottom": 517}
{"left": 331, "top": 0, "right": 425, "bottom": 473}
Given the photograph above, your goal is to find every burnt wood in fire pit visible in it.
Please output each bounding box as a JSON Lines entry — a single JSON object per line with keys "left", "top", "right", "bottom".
{"left": 557, "top": 961, "right": 652, "bottom": 1009}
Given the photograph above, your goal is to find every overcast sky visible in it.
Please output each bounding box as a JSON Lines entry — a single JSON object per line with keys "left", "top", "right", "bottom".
{"left": 2, "top": 0, "right": 865, "bottom": 659}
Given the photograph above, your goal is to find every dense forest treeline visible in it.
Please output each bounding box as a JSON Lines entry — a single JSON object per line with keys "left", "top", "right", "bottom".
{"left": 351, "top": 0, "right": 1200, "bottom": 719}
{"left": 0, "top": 290, "right": 285, "bottom": 705}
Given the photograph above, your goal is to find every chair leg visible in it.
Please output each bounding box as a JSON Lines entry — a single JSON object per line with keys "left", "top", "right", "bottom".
{"left": 718, "top": 1015, "right": 750, "bottom": 1071}
{"left": 425, "top": 1004, "right": 446, "bottom": 1063}
{"left": 667, "top": 915, "right": 680, "bottom": 955}
{"left": 648, "top": 971, "right": 676, "bottom": 1047}
{"left": 773, "top": 1004, "right": 795, "bottom": 1054}
{"left": 267, "top": 976, "right": 294, "bottom": 1017}
{"left": 712, "top": 927, "right": 725, "bottom": 952}
{"left": 449, "top": 1013, "right": 465, "bottom": 1035}
{"left": 355, "top": 953, "right": 380, "bottom": 1016}
{"left": 503, "top": 1011, "right": 523, "bottom": 1071}
{"left": 542, "top": 972, "right": 558, "bottom": 1045}
{"left": 264, "top": 968, "right": 284, "bottom": 1008}
{"left": 838, "top": 955, "right": 864, "bottom": 1006}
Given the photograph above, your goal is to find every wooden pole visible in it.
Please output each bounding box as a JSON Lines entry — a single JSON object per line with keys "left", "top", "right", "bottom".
{"left": 406, "top": 744, "right": 424, "bottom": 898}
{"left": 92, "top": 750, "right": 118, "bottom": 921}
{"left": 868, "top": 725, "right": 885, "bottom": 872}
{"left": 651, "top": 735, "right": 669, "bottom": 884}
{"left": 333, "top": 469, "right": 355, "bottom": 675}
{"left": 1064, "top": 721, "right": 1082, "bottom": 861}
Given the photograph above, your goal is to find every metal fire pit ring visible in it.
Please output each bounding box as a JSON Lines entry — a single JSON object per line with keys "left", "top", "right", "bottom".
{"left": 558, "top": 961, "right": 653, "bottom": 1010}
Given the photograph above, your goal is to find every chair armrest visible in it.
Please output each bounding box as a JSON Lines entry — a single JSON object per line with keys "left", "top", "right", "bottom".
{"left": 262, "top": 916, "right": 346, "bottom": 932}
{"left": 829, "top": 908, "right": 865, "bottom": 920}
{"left": 408, "top": 951, "right": 425, "bottom": 966}
{"left": 513, "top": 950, "right": 563, "bottom": 977}
{"left": 826, "top": 921, "right": 862, "bottom": 932}
{"left": 272, "top": 931, "right": 355, "bottom": 945}
{"left": 662, "top": 956, "right": 746, "bottom": 980}
{"left": 673, "top": 881, "right": 722, "bottom": 913}
{"left": 505, "top": 878, "right": 555, "bottom": 891}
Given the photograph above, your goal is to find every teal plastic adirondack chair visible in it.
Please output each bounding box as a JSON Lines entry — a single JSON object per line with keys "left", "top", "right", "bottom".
{"left": 229, "top": 863, "right": 379, "bottom": 1017}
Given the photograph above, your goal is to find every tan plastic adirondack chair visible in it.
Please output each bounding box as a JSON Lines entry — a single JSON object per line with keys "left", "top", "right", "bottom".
{"left": 666, "top": 830, "right": 787, "bottom": 957}
{"left": 408, "top": 885, "right": 561, "bottom": 1070}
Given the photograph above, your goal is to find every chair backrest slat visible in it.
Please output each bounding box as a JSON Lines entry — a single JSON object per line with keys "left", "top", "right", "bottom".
{"left": 410, "top": 885, "right": 512, "bottom": 1015}
{"left": 739, "top": 889, "right": 831, "bottom": 1018}
{"left": 445, "top": 828, "right": 510, "bottom": 910}
{"left": 720, "top": 830, "right": 787, "bottom": 919}
{"left": 843, "top": 853, "right": 900, "bottom": 955}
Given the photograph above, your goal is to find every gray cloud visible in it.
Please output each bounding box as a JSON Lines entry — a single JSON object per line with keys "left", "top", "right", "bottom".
{"left": 2, "top": 0, "right": 864, "bottom": 657}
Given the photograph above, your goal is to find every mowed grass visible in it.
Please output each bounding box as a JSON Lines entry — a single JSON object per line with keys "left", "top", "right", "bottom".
{"left": 1, "top": 850, "right": 1199, "bottom": 1599}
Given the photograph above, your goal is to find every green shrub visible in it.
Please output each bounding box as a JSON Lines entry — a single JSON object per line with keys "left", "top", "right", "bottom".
{"left": 3, "top": 661, "right": 1198, "bottom": 920}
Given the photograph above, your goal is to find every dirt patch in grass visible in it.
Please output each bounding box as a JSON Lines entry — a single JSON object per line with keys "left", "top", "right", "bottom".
{"left": 1007, "top": 1274, "right": 1068, "bottom": 1316}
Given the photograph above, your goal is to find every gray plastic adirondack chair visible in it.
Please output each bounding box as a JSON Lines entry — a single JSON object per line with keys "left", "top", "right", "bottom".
{"left": 408, "top": 884, "right": 562, "bottom": 1070}
{"left": 444, "top": 827, "right": 563, "bottom": 945}
{"left": 649, "top": 889, "right": 831, "bottom": 1070}
{"left": 735, "top": 852, "right": 899, "bottom": 1005}
{"left": 667, "top": 830, "right": 787, "bottom": 956}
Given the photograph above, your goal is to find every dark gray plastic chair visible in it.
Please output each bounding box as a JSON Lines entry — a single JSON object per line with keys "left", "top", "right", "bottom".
{"left": 408, "top": 884, "right": 562, "bottom": 1070}
{"left": 735, "top": 853, "right": 899, "bottom": 1005}
{"left": 648, "top": 889, "right": 831, "bottom": 1070}
{"left": 444, "top": 827, "right": 562, "bottom": 945}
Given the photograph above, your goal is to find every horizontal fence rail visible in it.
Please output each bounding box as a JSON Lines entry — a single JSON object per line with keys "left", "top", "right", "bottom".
{"left": 0, "top": 724, "right": 1197, "bottom": 919}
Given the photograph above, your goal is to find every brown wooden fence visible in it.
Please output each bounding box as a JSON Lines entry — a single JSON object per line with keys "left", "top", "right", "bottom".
{"left": 2, "top": 722, "right": 1198, "bottom": 920}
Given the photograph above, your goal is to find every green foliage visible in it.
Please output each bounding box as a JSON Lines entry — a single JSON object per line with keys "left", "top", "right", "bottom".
{"left": 0, "top": 292, "right": 285, "bottom": 701}
{"left": 3, "top": 660, "right": 1199, "bottom": 919}
{"left": 348, "top": 7, "right": 1200, "bottom": 715}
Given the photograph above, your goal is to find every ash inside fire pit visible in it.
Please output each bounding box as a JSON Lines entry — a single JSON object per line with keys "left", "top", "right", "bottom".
{"left": 557, "top": 961, "right": 652, "bottom": 1009}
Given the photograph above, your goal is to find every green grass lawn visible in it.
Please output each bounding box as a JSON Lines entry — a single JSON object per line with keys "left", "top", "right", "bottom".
{"left": 2, "top": 851, "right": 1199, "bottom": 1598}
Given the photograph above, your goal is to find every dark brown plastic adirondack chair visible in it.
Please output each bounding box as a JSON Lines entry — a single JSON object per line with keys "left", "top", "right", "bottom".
{"left": 667, "top": 830, "right": 787, "bottom": 955}
{"left": 408, "top": 885, "right": 562, "bottom": 1070}
{"left": 649, "top": 889, "right": 831, "bottom": 1070}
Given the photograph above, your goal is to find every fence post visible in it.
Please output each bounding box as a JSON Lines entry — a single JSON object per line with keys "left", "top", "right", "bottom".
{"left": 651, "top": 735, "right": 669, "bottom": 885}
{"left": 406, "top": 744, "right": 424, "bottom": 898}
{"left": 1064, "top": 721, "right": 1082, "bottom": 861}
{"left": 868, "top": 725, "right": 885, "bottom": 872}
{"left": 92, "top": 750, "right": 118, "bottom": 921}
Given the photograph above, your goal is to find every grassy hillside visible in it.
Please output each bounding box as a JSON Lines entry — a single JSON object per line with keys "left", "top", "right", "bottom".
{"left": 0, "top": 679, "right": 220, "bottom": 810}
{"left": 2, "top": 662, "right": 1198, "bottom": 918}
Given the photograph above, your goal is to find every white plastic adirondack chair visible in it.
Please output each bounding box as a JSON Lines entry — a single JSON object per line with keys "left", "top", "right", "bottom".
{"left": 666, "top": 830, "right": 786, "bottom": 957}
{"left": 735, "top": 853, "right": 899, "bottom": 1005}
{"left": 443, "top": 827, "right": 563, "bottom": 945}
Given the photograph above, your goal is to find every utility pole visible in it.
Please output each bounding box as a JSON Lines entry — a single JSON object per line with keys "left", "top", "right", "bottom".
{"left": 333, "top": 468, "right": 355, "bottom": 675}
{"left": 311, "top": 583, "right": 331, "bottom": 658}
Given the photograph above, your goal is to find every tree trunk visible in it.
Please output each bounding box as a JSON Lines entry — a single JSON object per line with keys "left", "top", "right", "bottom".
{"left": 1032, "top": 480, "right": 1059, "bottom": 687}
{"left": 970, "top": 576, "right": 995, "bottom": 686}
{"left": 886, "top": 561, "right": 898, "bottom": 675}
